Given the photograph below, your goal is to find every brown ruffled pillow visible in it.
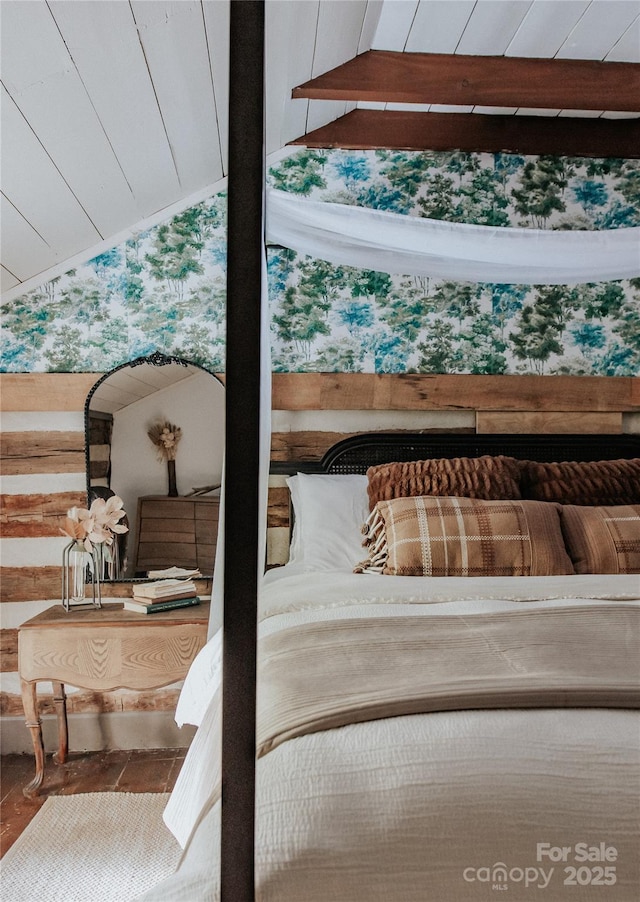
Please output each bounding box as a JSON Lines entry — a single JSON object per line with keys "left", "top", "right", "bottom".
{"left": 366, "top": 455, "right": 522, "bottom": 510}
{"left": 355, "top": 497, "right": 574, "bottom": 577}
{"left": 521, "top": 459, "right": 640, "bottom": 506}
{"left": 560, "top": 504, "right": 640, "bottom": 574}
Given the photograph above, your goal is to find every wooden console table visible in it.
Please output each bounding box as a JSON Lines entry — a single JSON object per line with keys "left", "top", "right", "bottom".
{"left": 18, "top": 601, "right": 210, "bottom": 798}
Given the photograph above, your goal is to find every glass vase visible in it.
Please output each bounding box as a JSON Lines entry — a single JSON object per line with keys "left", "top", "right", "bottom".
{"left": 61, "top": 541, "right": 102, "bottom": 611}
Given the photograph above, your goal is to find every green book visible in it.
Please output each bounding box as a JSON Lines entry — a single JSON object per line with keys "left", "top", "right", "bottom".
{"left": 123, "top": 596, "right": 201, "bottom": 614}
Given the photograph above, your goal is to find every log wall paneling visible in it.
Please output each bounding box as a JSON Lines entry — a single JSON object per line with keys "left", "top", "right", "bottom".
{"left": 271, "top": 427, "right": 475, "bottom": 461}
{"left": 1, "top": 431, "right": 85, "bottom": 474}
{"left": 266, "top": 476, "right": 292, "bottom": 570}
{"left": 1, "top": 492, "right": 86, "bottom": 537}
{"left": 1, "top": 630, "right": 19, "bottom": 673}
{"left": 267, "top": 485, "right": 291, "bottom": 529}
{"left": 2, "top": 372, "right": 638, "bottom": 415}
{"left": 87, "top": 414, "right": 112, "bottom": 446}
{"left": 475, "top": 411, "right": 624, "bottom": 435}
{"left": 88, "top": 411, "right": 112, "bottom": 484}
{"left": 0, "top": 373, "right": 100, "bottom": 410}
{"left": 271, "top": 374, "right": 638, "bottom": 413}
{"left": 1, "top": 569, "right": 212, "bottom": 604}
{"left": 0, "top": 687, "right": 182, "bottom": 718}
{"left": 1, "top": 568, "right": 62, "bottom": 604}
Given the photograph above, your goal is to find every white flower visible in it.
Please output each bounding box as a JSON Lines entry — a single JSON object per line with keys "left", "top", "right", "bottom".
{"left": 60, "top": 496, "right": 128, "bottom": 551}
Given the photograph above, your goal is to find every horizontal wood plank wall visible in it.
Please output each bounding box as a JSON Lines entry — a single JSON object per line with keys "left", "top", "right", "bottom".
{"left": 2, "top": 492, "right": 87, "bottom": 537}
{"left": 0, "top": 372, "right": 214, "bottom": 729}
{"left": 269, "top": 373, "right": 637, "bottom": 459}
{"left": 476, "top": 411, "right": 623, "bottom": 434}
{"left": 2, "top": 433, "right": 85, "bottom": 475}
{"left": 2, "top": 372, "right": 638, "bottom": 718}
{"left": 0, "top": 688, "right": 182, "bottom": 718}
{"left": 0, "top": 569, "right": 212, "bottom": 604}
{"left": 271, "top": 373, "right": 637, "bottom": 412}
{"left": 1, "top": 373, "right": 100, "bottom": 410}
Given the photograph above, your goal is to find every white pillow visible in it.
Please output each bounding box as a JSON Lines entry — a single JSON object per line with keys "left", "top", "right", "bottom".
{"left": 285, "top": 474, "right": 304, "bottom": 565}
{"left": 285, "top": 473, "right": 369, "bottom": 571}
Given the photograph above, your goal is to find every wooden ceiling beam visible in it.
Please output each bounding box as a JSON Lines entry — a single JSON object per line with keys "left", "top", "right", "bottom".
{"left": 292, "top": 51, "right": 640, "bottom": 113}
{"left": 289, "top": 109, "right": 640, "bottom": 159}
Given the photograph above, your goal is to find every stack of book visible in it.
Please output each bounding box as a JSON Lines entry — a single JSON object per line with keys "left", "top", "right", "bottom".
{"left": 123, "top": 578, "right": 200, "bottom": 614}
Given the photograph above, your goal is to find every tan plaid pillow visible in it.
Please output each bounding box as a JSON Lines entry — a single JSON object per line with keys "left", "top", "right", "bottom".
{"left": 560, "top": 504, "right": 640, "bottom": 574}
{"left": 355, "top": 496, "right": 574, "bottom": 577}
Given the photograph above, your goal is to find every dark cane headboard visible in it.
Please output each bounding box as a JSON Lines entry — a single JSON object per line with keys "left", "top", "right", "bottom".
{"left": 271, "top": 432, "right": 640, "bottom": 476}
{"left": 323, "top": 432, "right": 640, "bottom": 473}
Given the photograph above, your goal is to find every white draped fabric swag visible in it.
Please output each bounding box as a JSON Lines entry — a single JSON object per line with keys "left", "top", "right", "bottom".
{"left": 266, "top": 189, "right": 640, "bottom": 285}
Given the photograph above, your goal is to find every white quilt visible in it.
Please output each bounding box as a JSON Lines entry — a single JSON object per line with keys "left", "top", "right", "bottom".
{"left": 141, "top": 568, "right": 640, "bottom": 902}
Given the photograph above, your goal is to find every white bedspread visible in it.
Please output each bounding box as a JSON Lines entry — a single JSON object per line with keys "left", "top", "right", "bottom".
{"left": 143, "top": 569, "right": 640, "bottom": 901}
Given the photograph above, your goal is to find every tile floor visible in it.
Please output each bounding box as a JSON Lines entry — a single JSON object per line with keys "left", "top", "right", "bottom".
{"left": 0, "top": 748, "right": 187, "bottom": 858}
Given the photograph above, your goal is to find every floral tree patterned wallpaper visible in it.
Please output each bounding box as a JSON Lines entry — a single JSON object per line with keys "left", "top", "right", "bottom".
{"left": 2, "top": 149, "right": 639, "bottom": 375}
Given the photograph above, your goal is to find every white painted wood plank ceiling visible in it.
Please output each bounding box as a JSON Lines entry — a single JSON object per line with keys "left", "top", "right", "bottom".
{"left": 89, "top": 360, "right": 202, "bottom": 414}
{"left": 1, "top": 0, "right": 639, "bottom": 299}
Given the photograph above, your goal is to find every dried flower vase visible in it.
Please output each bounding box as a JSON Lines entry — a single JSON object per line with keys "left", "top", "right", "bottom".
{"left": 167, "top": 459, "right": 178, "bottom": 496}
{"left": 147, "top": 420, "right": 182, "bottom": 496}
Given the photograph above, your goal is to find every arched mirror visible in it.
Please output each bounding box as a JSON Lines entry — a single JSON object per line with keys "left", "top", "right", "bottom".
{"left": 85, "top": 352, "right": 225, "bottom": 581}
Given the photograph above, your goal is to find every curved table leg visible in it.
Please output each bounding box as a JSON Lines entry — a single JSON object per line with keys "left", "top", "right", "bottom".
{"left": 20, "top": 678, "right": 45, "bottom": 798}
{"left": 52, "top": 681, "right": 68, "bottom": 765}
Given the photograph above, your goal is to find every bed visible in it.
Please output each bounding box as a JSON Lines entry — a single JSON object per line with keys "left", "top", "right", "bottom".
{"left": 140, "top": 433, "right": 640, "bottom": 902}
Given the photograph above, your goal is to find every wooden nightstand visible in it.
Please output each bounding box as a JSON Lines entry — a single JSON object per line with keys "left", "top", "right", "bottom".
{"left": 18, "top": 601, "right": 210, "bottom": 798}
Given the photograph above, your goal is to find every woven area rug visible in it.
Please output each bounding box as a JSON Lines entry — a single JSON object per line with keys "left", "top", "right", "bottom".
{"left": 0, "top": 792, "right": 182, "bottom": 902}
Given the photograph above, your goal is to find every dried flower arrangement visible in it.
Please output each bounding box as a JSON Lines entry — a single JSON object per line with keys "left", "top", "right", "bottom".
{"left": 60, "top": 496, "right": 128, "bottom": 553}
{"left": 147, "top": 420, "right": 182, "bottom": 461}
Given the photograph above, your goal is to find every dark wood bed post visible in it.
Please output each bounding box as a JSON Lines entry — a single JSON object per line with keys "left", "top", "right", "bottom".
{"left": 222, "top": 1, "right": 264, "bottom": 899}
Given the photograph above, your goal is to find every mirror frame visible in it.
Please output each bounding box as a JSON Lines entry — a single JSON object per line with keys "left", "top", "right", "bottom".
{"left": 84, "top": 350, "right": 224, "bottom": 582}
